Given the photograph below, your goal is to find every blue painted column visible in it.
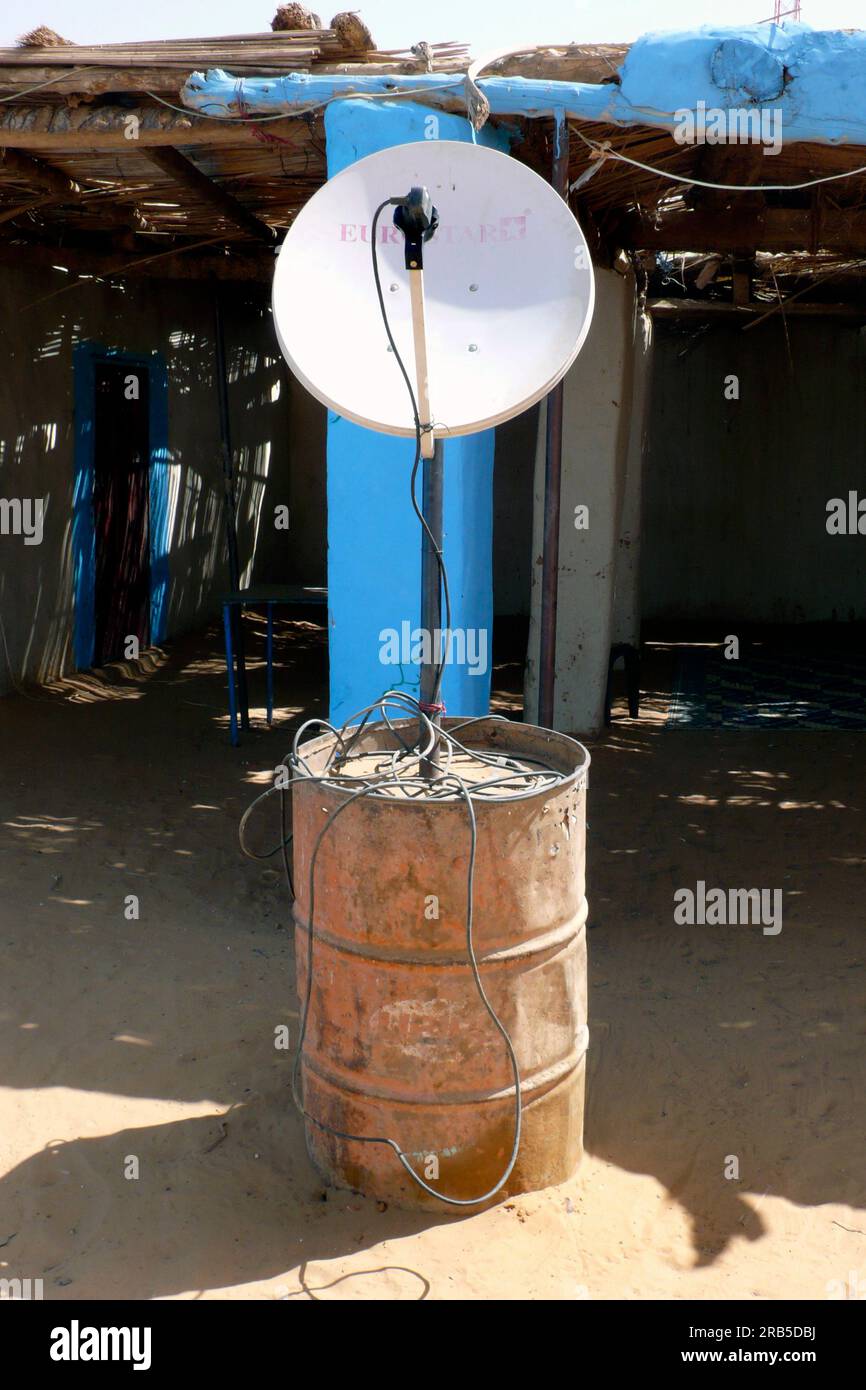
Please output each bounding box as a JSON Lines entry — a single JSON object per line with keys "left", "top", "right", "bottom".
{"left": 324, "top": 101, "right": 508, "bottom": 725}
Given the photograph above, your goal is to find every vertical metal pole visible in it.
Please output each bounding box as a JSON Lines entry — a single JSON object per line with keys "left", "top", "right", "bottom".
{"left": 266, "top": 602, "right": 274, "bottom": 726}
{"left": 214, "top": 286, "right": 249, "bottom": 728}
{"left": 538, "top": 117, "right": 570, "bottom": 729}
{"left": 419, "top": 438, "right": 444, "bottom": 778}
{"left": 223, "top": 601, "right": 239, "bottom": 747}
{"left": 407, "top": 262, "right": 442, "bottom": 777}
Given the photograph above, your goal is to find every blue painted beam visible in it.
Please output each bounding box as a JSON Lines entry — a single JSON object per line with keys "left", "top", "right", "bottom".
{"left": 182, "top": 23, "right": 866, "bottom": 149}
{"left": 182, "top": 66, "right": 613, "bottom": 125}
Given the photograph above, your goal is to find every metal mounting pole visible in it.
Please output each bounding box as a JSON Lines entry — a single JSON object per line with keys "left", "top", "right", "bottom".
{"left": 538, "top": 117, "right": 570, "bottom": 730}
{"left": 393, "top": 188, "right": 442, "bottom": 777}
{"left": 407, "top": 263, "right": 442, "bottom": 777}
{"left": 419, "top": 437, "right": 444, "bottom": 778}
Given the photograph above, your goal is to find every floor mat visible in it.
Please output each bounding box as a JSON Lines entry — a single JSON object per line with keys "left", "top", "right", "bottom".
{"left": 667, "top": 645, "right": 866, "bottom": 729}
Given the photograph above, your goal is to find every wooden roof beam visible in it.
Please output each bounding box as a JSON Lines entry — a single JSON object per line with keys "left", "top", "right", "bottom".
{"left": 618, "top": 208, "right": 866, "bottom": 256}
{"left": 0, "top": 102, "right": 382, "bottom": 150}
{"left": 140, "top": 145, "right": 278, "bottom": 243}
{"left": 0, "top": 143, "right": 154, "bottom": 231}
{"left": 0, "top": 237, "right": 275, "bottom": 281}
{"left": 0, "top": 144, "right": 81, "bottom": 198}
{"left": 649, "top": 298, "right": 866, "bottom": 320}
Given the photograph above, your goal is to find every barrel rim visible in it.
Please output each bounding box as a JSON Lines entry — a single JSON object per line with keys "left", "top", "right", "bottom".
{"left": 292, "top": 715, "right": 590, "bottom": 806}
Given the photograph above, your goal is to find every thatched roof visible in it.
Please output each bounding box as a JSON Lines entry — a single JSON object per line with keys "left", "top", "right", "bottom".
{"left": 0, "top": 22, "right": 471, "bottom": 280}
{"left": 1, "top": 21, "right": 865, "bottom": 309}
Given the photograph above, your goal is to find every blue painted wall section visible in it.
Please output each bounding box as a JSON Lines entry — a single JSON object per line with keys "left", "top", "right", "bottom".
{"left": 184, "top": 23, "right": 866, "bottom": 149}
{"left": 72, "top": 344, "right": 97, "bottom": 670}
{"left": 72, "top": 344, "right": 169, "bottom": 668}
{"left": 324, "top": 100, "right": 508, "bottom": 725}
{"left": 148, "top": 356, "right": 170, "bottom": 647}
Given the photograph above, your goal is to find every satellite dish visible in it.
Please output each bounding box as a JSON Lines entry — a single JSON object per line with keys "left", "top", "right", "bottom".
{"left": 272, "top": 140, "right": 595, "bottom": 440}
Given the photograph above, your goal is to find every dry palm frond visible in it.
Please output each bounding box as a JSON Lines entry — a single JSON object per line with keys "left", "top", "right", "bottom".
{"left": 17, "top": 25, "right": 73, "bottom": 47}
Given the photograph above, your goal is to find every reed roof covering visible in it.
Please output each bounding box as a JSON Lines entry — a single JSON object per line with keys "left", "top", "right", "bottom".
{"left": 1, "top": 17, "right": 865, "bottom": 306}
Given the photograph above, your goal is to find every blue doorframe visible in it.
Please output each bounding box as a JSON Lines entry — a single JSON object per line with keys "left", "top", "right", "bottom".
{"left": 72, "top": 343, "right": 169, "bottom": 668}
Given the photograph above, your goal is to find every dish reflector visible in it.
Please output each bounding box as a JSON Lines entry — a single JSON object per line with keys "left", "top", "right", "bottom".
{"left": 272, "top": 141, "right": 595, "bottom": 439}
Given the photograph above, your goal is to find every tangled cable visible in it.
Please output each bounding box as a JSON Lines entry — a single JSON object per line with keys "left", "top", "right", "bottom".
{"left": 239, "top": 691, "right": 569, "bottom": 1206}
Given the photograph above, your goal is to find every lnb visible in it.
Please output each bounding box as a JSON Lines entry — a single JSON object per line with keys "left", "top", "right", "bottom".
{"left": 393, "top": 186, "right": 440, "bottom": 270}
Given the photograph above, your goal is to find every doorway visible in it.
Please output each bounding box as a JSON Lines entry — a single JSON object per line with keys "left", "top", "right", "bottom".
{"left": 73, "top": 345, "right": 169, "bottom": 673}
{"left": 93, "top": 362, "right": 151, "bottom": 665}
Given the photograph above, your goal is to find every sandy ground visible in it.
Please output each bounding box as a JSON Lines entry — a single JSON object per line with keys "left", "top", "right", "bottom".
{"left": 1, "top": 621, "right": 864, "bottom": 1301}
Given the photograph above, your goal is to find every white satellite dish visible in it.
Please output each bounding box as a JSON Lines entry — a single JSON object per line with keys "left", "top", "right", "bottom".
{"left": 272, "top": 140, "right": 595, "bottom": 442}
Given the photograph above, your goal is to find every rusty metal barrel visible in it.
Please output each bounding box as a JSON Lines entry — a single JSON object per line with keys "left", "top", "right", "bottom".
{"left": 291, "top": 716, "right": 589, "bottom": 1209}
